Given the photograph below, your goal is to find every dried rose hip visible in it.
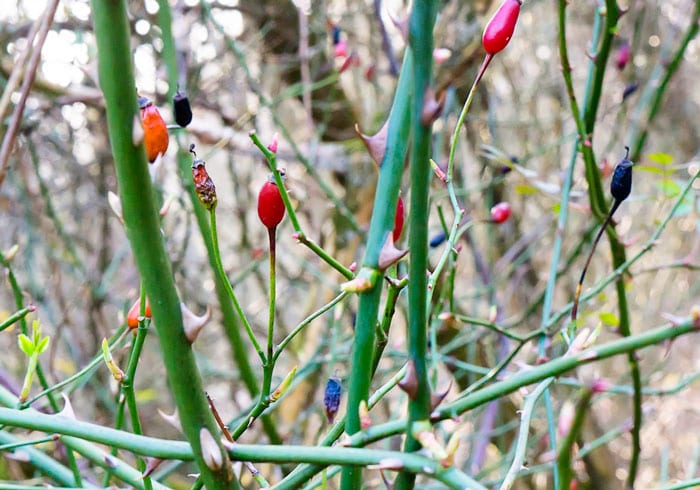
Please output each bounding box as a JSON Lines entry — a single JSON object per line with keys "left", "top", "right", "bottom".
{"left": 139, "top": 96, "right": 169, "bottom": 163}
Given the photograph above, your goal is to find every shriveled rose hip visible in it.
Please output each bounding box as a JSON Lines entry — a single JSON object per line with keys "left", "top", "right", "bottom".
{"left": 139, "top": 96, "right": 169, "bottom": 163}
{"left": 482, "top": 0, "right": 522, "bottom": 55}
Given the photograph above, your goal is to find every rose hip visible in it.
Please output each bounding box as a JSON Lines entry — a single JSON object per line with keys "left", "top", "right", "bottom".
{"left": 482, "top": 0, "right": 522, "bottom": 55}
{"left": 139, "top": 96, "right": 169, "bottom": 163}
{"left": 258, "top": 174, "right": 286, "bottom": 229}
{"left": 490, "top": 202, "right": 511, "bottom": 224}
{"left": 393, "top": 195, "right": 405, "bottom": 242}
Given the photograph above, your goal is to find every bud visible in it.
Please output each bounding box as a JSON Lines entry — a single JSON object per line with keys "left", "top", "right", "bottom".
{"left": 341, "top": 267, "right": 380, "bottom": 293}
{"left": 270, "top": 366, "right": 297, "bottom": 403}
{"left": 334, "top": 40, "right": 348, "bottom": 58}
{"left": 189, "top": 145, "right": 218, "bottom": 211}
{"left": 615, "top": 42, "right": 631, "bottom": 70}
{"left": 101, "top": 338, "right": 124, "bottom": 383}
{"left": 433, "top": 48, "right": 451, "bottom": 64}
{"left": 359, "top": 400, "right": 371, "bottom": 430}
{"left": 324, "top": 376, "right": 342, "bottom": 423}
{"left": 173, "top": 90, "right": 193, "bottom": 127}
{"left": 126, "top": 298, "right": 151, "bottom": 329}
{"left": 267, "top": 132, "right": 279, "bottom": 154}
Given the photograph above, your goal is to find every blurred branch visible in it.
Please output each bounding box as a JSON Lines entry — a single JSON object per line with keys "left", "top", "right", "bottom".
{"left": 0, "top": 0, "right": 60, "bottom": 191}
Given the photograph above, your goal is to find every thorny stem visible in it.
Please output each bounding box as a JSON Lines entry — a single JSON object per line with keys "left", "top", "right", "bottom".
{"left": 393, "top": 3, "right": 438, "bottom": 490}
{"left": 559, "top": 2, "right": 640, "bottom": 486}
{"left": 340, "top": 47, "right": 414, "bottom": 490}
{"left": 90, "top": 0, "right": 231, "bottom": 485}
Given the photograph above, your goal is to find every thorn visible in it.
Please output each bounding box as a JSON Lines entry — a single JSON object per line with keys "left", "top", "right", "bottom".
{"left": 355, "top": 120, "right": 388, "bottom": 166}
{"left": 398, "top": 360, "right": 419, "bottom": 400}
{"left": 199, "top": 428, "right": 224, "bottom": 471}
{"left": 181, "top": 303, "right": 212, "bottom": 344}
{"left": 59, "top": 393, "right": 77, "bottom": 420}
{"left": 378, "top": 234, "right": 408, "bottom": 270}
{"left": 143, "top": 457, "right": 165, "bottom": 478}
{"left": 420, "top": 86, "right": 445, "bottom": 126}
{"left": 157, "top": 408, "right": 183, "bottom": 433}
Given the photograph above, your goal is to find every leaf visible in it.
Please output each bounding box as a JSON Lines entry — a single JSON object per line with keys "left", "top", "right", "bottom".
{"left": 36, "top": 337, "right": 50, "bottom": 355}
{"left": 657, "top": 179, "right": 681, "bottom": 198}
{"left": 515, "top": 184, "right": 538, "bottom": 195}
{"left": 599, "top": 312, "right": 619, "bottom": 327}
{"left": 647, "top": 152, "right": 673, "bottom": 166}
{"left": 634, "top": 165, "right": 664, "bottom": 175}
{"left": 18, "top": 334, "right": 34, "bottom": 356}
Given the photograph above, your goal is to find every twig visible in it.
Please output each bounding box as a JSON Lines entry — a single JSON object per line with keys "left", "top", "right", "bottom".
{"left": 0, "top": 0, "right": 61, "bottom": 190}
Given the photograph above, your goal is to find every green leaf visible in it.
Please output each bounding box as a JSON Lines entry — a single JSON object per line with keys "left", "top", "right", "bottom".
{"left": 552, "top": 203, "right": 561, "bottom": 215}
{"left": 657, "top": 179, "right": 681, "bottom": 198}
{"left": 599, "top": 312, "right": 619, "bottom": 327}
{"left": 514, "top": 184, "right": 538, "bottom": 195}
{"left": 634, "top": 165, "right": 664, "bottom": 175}
{"left": 647, "top": 152, "right": 673, "bottom": 166}
{"left": 36, "top": 337, "right": 50, "bottom": 355}
{"left": 18, "top": 334, "right": 34, "bottom": 356}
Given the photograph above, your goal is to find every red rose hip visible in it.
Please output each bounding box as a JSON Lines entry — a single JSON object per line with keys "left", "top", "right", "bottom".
{"left": 258, "top": 173, "right": 286, "bottom": 229}
{"left": 490, "top": 202, "right": 511, "bottom": 223}
{"left": 392, "top": 195, "right": 405, "bottom": 242}
{"left": 482, "top": 0, "right": 522, "bottom": 55}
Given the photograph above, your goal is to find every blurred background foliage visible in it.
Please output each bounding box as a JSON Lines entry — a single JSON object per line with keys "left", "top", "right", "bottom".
{"left": 1, "top": 0, "right": 699, "bottom": 488}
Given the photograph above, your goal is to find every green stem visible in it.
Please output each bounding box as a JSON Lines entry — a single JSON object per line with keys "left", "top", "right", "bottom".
{"left": 122, "top": 320, "right": 153, "bottom": 490}
{"left": 209, "top": 208, "right": 265, "bottom": 362}
{"left": 0, "top": 431, "right": 91, "bottom": 488}
{"left": 340, "top": 46, "right": 414, "bottom": 490}
{"left": 394, "top": 4, "right": 438, "bottom": 490}
{"left": 90, "top": 0, "right": 231, "bottom": 486}
{"left": 267, "top": 226, "right": 277, "bottom": 362}
{"left": 2, "top": 319, "right": 697, "bottom": 485}
{"left": 0, "top": 305, "right": 35, "bottom": 333}
{"left": 500, "top": 379, "right": 553, "bottom": 489}
{"left": 557, "top": 390, "right": 593, "bottom": 490}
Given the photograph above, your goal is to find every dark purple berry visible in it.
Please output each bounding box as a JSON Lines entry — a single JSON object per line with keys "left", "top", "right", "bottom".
{"left": 324, "top": 376, "right": 342, "bottom": 423}
{"left": 610, "top": 146, "right": 633, "bottom": 202}
{"left": 173, "top": 90, "right": 193, "bottom": 127}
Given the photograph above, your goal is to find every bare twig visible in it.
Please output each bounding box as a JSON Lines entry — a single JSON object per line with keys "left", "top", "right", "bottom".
{"left": 0, "top": 0, "right": 61, "bottom": 190}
